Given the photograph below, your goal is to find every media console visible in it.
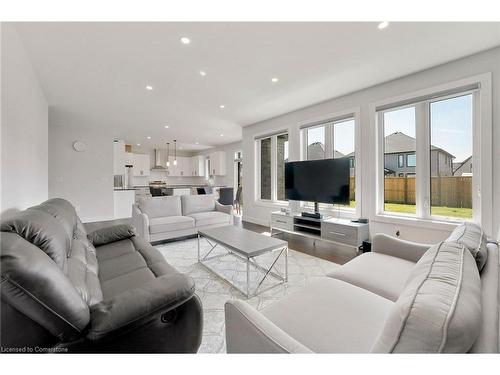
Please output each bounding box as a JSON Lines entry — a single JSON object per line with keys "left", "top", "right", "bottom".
{"left": 270, "top": 211, "right": 369, "bottom": 251}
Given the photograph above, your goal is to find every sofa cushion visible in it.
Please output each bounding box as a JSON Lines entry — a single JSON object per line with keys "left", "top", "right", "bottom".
{"left": 149, "top": 216, "right": 195, "bottom": 234}
{"left": 262, "top": 277, "right": 393, "bottom": 353}
{"left": 371, "top": 242, "right": 482, "bottom": 353}
{"left": 30, "top": 198, "right": 78, "bottom": 245}
{"left": 96, "top": 237, "right": 180, "bottom": 299}
{"left": 138, "top": 196, "right": 182, "bottom": 218}
{"left": 445, "top": 222, "right": 488, "bottom": 271}
{"left": 1, "top": 209, "right": 70, "bottom": 271}
{"left": 328, "top": 252, "right": 415, "bottom": 302}
{"left": 181, "top": 194, "right": 216, "bottom": 215}
{"left": 188, "top": 211, "right": 230, "bottom": 227}
{"left": 66, "top": 238, "right": 102, "bottom": 306}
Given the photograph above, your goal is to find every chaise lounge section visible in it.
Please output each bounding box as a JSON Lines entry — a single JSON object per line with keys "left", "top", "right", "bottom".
{"left": 225, "top": 223, "right": 499, "bottom": 353}
{"left": 1, "top": 198, "right": 203, "bottom": 353}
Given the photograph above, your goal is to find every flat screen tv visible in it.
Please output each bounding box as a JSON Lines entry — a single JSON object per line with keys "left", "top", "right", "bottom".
{"left": 285, "top": 158, "right": 350, "bottom": 206}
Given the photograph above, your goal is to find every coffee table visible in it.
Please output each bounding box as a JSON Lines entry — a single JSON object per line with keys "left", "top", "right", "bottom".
{"left": 197, "top": 226, "right": 288, "bottom": 298}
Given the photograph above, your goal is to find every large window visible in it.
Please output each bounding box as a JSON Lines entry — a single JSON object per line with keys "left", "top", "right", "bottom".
{"left": 378, "top": 88, "right": 478, "bottom": 221}
{"left": 301, "top": 116, "right": 356, "bottom": 209}
{"left": 256, "top": 132, "right": 288, "bottom": 202}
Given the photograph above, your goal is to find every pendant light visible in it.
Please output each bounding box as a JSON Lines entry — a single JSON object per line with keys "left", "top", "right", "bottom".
{"left": 166, "top": 142, "right": 170, "bottom": 167}
{"left": 173, "top": 140, "right": 178, "bottom": 166}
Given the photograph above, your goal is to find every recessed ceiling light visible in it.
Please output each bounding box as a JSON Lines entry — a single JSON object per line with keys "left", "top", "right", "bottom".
{"left": 195, "top": 141, "right": 199, "bottom": 144}
{"left": 136, "top": 143, "right": 141, "bottom": 146}
{"left": 147, "top": 136, "right": 151, "bottom": 139}
{"left": 220, "top": 134, "right": 224, "bottom": 137}
{"left": 378, "top": 21, "right": 389, "bottom": 30}
{"left": 271, "top": 77, "right": 279, "bottom": 83}
{"left": 219, "top": 105, "right": 225, "bottom": 109}
{"left": 199, "top": 71, "right": 206, "bottom": 76}
{"left": 180, "top": 37, "right": 191, "bottom": 44}
{"left": 145, "top": 85, "right": 153, "bottom": 90}
{"left": 164, "top": 125, "right": 169, "bottom": 129}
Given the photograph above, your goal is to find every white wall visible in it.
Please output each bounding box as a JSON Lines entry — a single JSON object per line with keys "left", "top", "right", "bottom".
{"left": 1, "top": 24, "right": 48, "bottom": 217}
{"left": 242, "top": 47, "right": 500, "bottom": 242}
{"left": 49, "top": 110, "right": 114, "bottom": 222}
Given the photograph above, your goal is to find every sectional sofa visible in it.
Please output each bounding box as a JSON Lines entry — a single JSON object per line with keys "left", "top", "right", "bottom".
{"left": 132, "top": 194, "right": 233, "bottom": 243}
{"left": 225, "top": 223, "right": 499, "bottom": 353}
{"left": 0, "top": 198, "right": 203, "bottom": 353}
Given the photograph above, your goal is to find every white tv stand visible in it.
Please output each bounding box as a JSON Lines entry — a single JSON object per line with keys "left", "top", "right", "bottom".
{"left": 270, "top": 211, "right": 369, "bottom": 251}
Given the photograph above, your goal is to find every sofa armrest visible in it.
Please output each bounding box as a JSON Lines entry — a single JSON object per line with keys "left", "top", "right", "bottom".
{"left": 225, "top": 300, "right": 313, "bottom": 353}
{"left": 215, "top": 201, "right": 233, "bottom": 215}
{"left": 372, "top": 233, "right": 433, "bottom": 263}
{"left": 87, "top": 224, "right": 136, "bottom": 247}
{"left": 87, "top": 273, "right": 195, "bottom": 342}
{"left": 132, "top": 204, "right": 150, "bottom": 241}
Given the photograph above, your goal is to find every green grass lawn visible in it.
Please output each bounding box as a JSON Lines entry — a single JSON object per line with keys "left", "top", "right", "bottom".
{"left": 384, "top": 203, "right": 472, "bottom": 219}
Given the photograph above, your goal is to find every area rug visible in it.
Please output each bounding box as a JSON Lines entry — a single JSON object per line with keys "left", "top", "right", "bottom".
{"left": 155, "top": 236, "right": 340, "bottom": 353}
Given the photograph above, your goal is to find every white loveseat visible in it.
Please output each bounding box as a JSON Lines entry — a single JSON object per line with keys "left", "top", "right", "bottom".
{"left": 132, "top": 194, "right": 233, "bottom": 242}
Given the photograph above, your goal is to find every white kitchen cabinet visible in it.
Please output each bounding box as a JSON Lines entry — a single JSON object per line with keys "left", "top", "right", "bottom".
{"left": 172, "top": 188, "right": 191, "bottom": 196}
{"left": 191, "top": 155, "right": 205, "bottom": 177}
{"left": 113, "top": 141, "right": 126, "bottom": 175}
{"left": 167, "top": 156, "right": 190, "bottom": 176}
{"left": 113, "top": 190, "right": 135, "bottom": 219}
{"left": 209, "top": 151, "right": 226, "bottom": 176}
{"left": 132, "top": 153, "right": 150, "bottom": 176}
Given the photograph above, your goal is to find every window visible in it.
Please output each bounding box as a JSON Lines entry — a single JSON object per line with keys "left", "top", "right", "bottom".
{"left": 306, "top": 126, "right": 325, "bottom": 160}
{"left": 377, "top": 81, "right": 484, "bottom": 223}
{"left": 256, "top": 132, "right": 288, "bottom": 202}
{"left": 398, "top": 154, "right": 404, "bottom": 167}
{"left": 301, "top": 116, "right": 357, "bottom": 209}
{"left": 430, "top": 94, "right": 473, "bottom": 219}
{"left": 406, "top": 153, "right": 416, "bottom": 167}
{"left": 276, "top": 133, "right": 289, "bottom": 201}
{"left": 259, "top": 137, "right": 272, "bottom": 200}
{"left": 382, "top": 106, "right": 417, "bottom": 214}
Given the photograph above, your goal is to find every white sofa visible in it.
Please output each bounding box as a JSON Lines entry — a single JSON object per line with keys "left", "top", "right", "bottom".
{"left": 225, "top": 223, "right": 499, "bottom": 353}
{"left": 132, "top": 194, "right": 233, "bottom": 242}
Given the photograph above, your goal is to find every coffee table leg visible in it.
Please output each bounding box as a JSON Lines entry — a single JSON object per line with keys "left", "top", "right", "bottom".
{"left": 285, "top": 246, "right": 288, "bottom": 282}
{"left": 197, "top": 233, "right": 200, "bottom": 262}
{"left": 246, "top": 256, "right": 250, "bottom": 298}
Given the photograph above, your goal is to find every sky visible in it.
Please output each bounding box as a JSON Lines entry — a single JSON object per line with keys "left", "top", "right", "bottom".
{"left": 307, "top": 94, "right": 473, "bottom": 163}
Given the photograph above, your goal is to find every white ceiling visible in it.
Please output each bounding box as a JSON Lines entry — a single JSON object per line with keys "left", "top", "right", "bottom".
{"left": 14, "top": 22, "right": 500, "bottom": 151}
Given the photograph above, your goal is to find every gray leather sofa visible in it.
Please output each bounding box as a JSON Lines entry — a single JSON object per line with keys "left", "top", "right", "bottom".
{"left": 1, "top": 198, "right": 203, "bottom": 353}
{"left": 132, "top": 194, "right": 233, "bottom": 243}
{"left": 225, "top": 223, "right": 499, "bottom": 353}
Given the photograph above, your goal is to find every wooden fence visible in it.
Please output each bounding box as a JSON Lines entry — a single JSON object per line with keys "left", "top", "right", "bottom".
{"left": 382, "top": 176, "right": 472, "bottom": 208}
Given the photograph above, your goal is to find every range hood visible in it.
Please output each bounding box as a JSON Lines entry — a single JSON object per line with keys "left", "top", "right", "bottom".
{"left": 151, "top": 149, "right": 166, "bottom": 170}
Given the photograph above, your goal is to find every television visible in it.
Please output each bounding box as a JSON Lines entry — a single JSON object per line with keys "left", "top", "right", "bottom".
{"left": 285, "top": 158, "right": 351, "bottom": 209}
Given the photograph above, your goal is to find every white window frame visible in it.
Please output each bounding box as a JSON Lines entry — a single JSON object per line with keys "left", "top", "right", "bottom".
{"left": 255, "top": 130, "right": 289, "bottom": 204}
{"left": 298, "top": 108, "right": 361, "bottom": 218}
{"left": 373, "top": 73, "right": 492, "bottom": 234}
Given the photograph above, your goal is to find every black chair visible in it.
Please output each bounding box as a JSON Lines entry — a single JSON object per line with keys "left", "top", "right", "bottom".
{"left": 218, "top": 187, "right": 234, "bottom": 206}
